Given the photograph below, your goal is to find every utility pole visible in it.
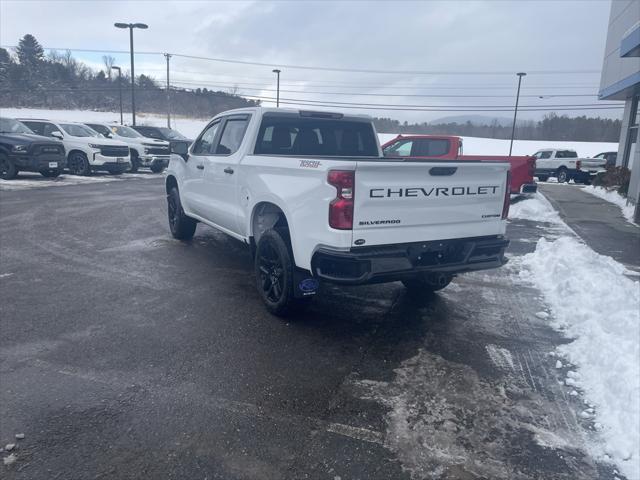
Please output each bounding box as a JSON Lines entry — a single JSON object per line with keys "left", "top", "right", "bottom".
{"left": 111, "top": 66, "right": 123, "bottom": 125}
{"left": 272, "top": 69, "right": 281, "bottom": 107}
{"left": 114, "top": 22, "right": 148, "bottom": 125}
{"left": 164, "top": 53, "right": 172, "bottom": 128}
{"left": 509, "top": 72, "right": 526, "bottom": 156}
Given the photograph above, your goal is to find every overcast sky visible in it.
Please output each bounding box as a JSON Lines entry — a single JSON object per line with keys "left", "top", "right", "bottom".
{"left": 0, "top": 0, "right": 619, "bottom": 123}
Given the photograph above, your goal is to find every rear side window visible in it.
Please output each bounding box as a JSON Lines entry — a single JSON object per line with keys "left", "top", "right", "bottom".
{"left": 254, "top": 115, "right": 378, "bottom": 156}
{"left": 560, "top": 150, "right": 577, "bottom": 158}
{"left": 414, "top": 139, "right": 450, "bottom": 157}
{"left": 22, "top": 121, "right": 44, "bottom": 135}
{"left": 216, "top": 117, "right": 250, "bottom": 155}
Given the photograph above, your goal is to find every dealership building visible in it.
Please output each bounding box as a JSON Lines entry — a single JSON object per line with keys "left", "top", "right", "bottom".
{"left": 599, "top": 0, "right": 640, "bottom": 219}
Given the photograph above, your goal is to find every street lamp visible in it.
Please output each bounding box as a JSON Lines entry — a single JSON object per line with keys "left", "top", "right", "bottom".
{"left": 111, "top": 66, "right": 123, "bottom": 125}
{"left": 272, "top": 69, "right": 281, "bottom": 107}
{"left": 509, "top": 72, "right": 526, "bottom": 156}
{"left": 114, "top": 22, "right": 148, "bottom": 125}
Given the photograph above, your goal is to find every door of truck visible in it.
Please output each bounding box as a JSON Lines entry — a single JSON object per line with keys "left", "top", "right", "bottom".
{"left": 183, "top": 119, "right": 221, "bottom": 218}
{"left": 198, "top": 114, "right": 251, "bottom": 234}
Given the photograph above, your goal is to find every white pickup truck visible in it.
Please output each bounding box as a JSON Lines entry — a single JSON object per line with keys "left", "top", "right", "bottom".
{"left": 166, "top": 107, "right": 511, "bottom": 315}
{"left": 532, "top": 148, "right": 606, "bottom": 183}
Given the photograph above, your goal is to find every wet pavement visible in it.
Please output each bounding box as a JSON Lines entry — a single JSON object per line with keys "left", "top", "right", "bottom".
{"left": 0, "top": 179, "right": 623, "bottom": 479}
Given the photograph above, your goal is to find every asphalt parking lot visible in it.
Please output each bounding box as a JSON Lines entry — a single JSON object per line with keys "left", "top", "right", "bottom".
{"left": 0, "top": 176, "right": 622, "bottom": 480}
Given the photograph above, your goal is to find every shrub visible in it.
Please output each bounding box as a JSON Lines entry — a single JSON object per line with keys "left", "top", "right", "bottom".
{"left": 592, "top": 166, "right": 631, "bottom": 197}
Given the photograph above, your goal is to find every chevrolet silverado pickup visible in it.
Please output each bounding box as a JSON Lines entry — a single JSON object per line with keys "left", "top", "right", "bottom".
{"left": 0, "top": 117, "right": 66, "bottom": 179}
{"left": 532, "top": 148, "right": 605, "bottom": 183}
{"left": 381, "top": 134, "right": 537, "bottom": 196}
{"left": 166, "top": 107, "right": 511, "bottom": 315}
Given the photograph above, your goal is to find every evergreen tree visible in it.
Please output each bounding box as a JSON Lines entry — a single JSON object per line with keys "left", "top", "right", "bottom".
{"left": 16, "top": 34, "right": 45, "bottom": 66}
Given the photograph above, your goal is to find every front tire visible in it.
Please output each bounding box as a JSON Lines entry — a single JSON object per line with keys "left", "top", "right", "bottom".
{"left": 167, "top": 186, "right": 197, "bottom": 240}
{"left": 40, "top": 169, "right": 61, "bottom": 178}
{"left": 0, "top": 154, "right": 18, "bottom": 180}
{"left": 150, "top": 162, "right": 165, "bottom": 174}
{"left": 68, "top": 152, "right": 92, "bottom": 176}
{"left": 255, "top": 229, "right": 305, "bottom": 317}
{"left": 129, "top": 152, "right": 139, "bottom": 173}
{"left": 402, "top": 273, "right": 453, "bottom": 294}
{"left": 537, "top": 175, "right": 549, "bottom": 182}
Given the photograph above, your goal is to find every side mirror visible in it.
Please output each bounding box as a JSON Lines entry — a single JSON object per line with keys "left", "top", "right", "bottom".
{"left": 51, "top": 131, "right": 63, "bottom": 139}
{"left": 171, "top": 140, "right": 189, "bottom": 160}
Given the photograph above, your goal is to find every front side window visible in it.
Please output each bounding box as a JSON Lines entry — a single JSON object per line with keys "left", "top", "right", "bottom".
{"left": 0, "top": 118, "right": 34, "bottom": 134}
{"left": 536, "top": 151, "right": 552, "bottom": 159}
{"left": 111, "top": 125, "right": 143, "bottom": 138}
{"left": 157, "top": 127, "right": 187, "bottom": 140}
{"left": 216, "top": 117, "right": 250, "bottom": 155}
{"left": 192, "top": 121, "right": 220, "bottom": 155}
{"left": 43, "top": 123, "right": 63, "bottom": 137}
{"left": 87, "top": 124, "right": 111, "bottom": 137}
{"left": 21, "top": 121, "right": 44, "bottom": 135}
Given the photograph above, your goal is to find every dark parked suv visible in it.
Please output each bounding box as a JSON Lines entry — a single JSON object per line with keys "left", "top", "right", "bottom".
{"left": 130, "top": 125, "right": 193, "bottom": 148}
{"left": 0, "top": 117, "right": 66, "bottom": 180}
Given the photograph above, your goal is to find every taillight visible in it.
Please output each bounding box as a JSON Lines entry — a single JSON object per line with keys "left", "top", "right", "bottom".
{"left": 576, "top": 160, "right": 581, "bottom": 171}
{"left": 328, "top": 170, "right": 354, "bottom": 230}
{"left": 502, "top": 171, "right": 511, "bottom": 219}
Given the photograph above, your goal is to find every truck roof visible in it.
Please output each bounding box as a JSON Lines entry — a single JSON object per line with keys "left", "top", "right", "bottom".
{"left": 208, "top": 106, "right": 372, "bottom": 122}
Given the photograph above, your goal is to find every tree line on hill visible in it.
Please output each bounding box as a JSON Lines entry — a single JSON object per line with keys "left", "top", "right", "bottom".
{"left": 0, "top": 34, "right": 621, "bottom": 142}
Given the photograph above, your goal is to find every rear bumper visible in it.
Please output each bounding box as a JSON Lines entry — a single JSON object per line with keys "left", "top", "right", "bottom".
{"left": 311, "top": 235, "right": 509, "bottom": 285}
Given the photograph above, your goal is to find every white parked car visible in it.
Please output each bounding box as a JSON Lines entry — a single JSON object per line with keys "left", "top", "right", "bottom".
{"left": 19, "top": 119, "right": 131, "bottom": 175}
{"left": 166, "top": 107, "right": 511, "bottom": 315}
{"left": 85, "top": 123, "right": 170, "bottom": 173}
{"left": 532, "top": 148, "right": 606, "bottom": 183}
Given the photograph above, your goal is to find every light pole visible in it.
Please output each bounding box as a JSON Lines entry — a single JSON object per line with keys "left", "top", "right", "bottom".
{"left": 272, "top": 69, "right": 281, "bottom": 107}
{"left": 111, "top": 66, "right": 123, "bottom": 125}
{"left": 164, "top": 53, "right": 172, "bottom": 128}
{"left": 114, "top": 22, "right": 148, "bottom": 125}
{"left": 509, "top": 72, "right": 526, "bottom": 156}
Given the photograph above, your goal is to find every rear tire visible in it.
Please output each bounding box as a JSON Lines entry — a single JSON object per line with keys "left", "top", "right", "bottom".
{"left": 255, "top": 229, "right": 306, "bottom": 317}
{"left": 167, "top": 186, "right": 197, "bottom": 240}
{"left": 402, "top": 273, "right": 453, "bottom": 293}
{"left": 555, "top": 167, "right": 568, "bottom": 183}
{"left": 0, "top": 154, "right": 18, "bottom": 180}
{"left": 40, "top": 169, "right": 61, "bottom": 178}
{"left": 68, "top": 152, "right": 92, "bottom": 176}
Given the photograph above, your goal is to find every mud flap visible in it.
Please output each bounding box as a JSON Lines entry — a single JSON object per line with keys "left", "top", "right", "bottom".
{"left": 293, "top": 268, "right": 319, "bottom": 299}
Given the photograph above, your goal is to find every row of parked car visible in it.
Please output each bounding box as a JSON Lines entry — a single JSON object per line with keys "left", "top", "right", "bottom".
{"left": 0, "top": 116, "right": 192, "bottom": 180}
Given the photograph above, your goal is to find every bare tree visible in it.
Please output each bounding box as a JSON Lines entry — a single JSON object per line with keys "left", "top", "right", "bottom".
{"left": 102, "top": 55, "right": 115, "bottom": 79}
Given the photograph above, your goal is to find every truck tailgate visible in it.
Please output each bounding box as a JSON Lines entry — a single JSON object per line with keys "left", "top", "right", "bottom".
{"left": 352, "top": 161, "right": 509, "bottom": 247}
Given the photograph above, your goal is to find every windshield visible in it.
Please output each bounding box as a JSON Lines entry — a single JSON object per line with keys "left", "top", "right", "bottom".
{"left": 157, "top": 127, "right": 187, "bottom": 140}
{"left": 0, "top": 117, "right": 34, "bottom": 134}
{"left": 60, "top": 123, "right": 99, "bottom": 137}
{"left": 111, "top": 125, "right": 143, "bottom": 138}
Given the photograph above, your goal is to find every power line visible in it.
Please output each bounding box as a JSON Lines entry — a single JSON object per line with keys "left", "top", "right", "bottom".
{"left": 1, "top": 44, "right": 601, "bottom": 76}
{"left": 168, "top": 79, "right": 598, "bottom": 99}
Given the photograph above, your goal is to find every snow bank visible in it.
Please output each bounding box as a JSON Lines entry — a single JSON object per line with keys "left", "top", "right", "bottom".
{"left": 2, "top": 108, "right": 617, "bottom": 157}
{"left": 520, "top": 236, "right": 640, "bottom": 479}
{"left": 508, "top": 193, "right": 565, "bottom": 225}
{"left": 582, "top": 185, "right": 637, "bottom": 225}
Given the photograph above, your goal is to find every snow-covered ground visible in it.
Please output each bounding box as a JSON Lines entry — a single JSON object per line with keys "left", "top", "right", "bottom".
{"left": 512, "top": 194, "right": 640, "bottom": 480}
{"left": 582, "top": 185, "right": 637, "bottom": 225}
{"left": 0, "top": 171, "right": 157, "bottom": 190}
{"left": 2, "top": 108, "right": 618, "bottom": 158}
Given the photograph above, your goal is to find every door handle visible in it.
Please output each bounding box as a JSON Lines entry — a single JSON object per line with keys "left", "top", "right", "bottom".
{"left": 196, "top": 164, "right": 204, "bottom": 170}
{"left": 224, "top": 167, "right": 234, "bottom": 174}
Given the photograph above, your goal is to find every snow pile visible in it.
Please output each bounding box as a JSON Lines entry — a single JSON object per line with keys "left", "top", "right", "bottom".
{"left": 520, "top": 236, "right": 640, "bottom": 479}
{"left": 508, "top": 193, "right": 565, "bottom": 225}
{"left": 582, "top": 185, "right": 637, "bottom": 225}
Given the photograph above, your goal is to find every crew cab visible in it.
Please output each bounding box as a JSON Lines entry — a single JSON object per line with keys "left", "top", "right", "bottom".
{"left": 381, "top": 134, "right": 537, "bottom": 196}
{"left": 166, "top": 107, "right": 511, "bottom": 315}
{"left": 19, "top": 119, "right": 131, "bottom": 175}
{"left": 85, "top": 123, "right": 170, "bottom": 173}
{"left": 0, "top": 117, "right": 66, "bottom": 180}
{"left": 532, "top": 148, "right": 606, "bottom": 183}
